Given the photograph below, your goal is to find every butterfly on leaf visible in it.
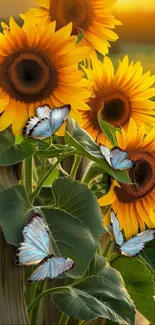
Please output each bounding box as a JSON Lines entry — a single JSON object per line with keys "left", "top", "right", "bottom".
{"left": 15, "top": 214, "right": 74, "bottom": 283}
{"left": 110, "top": 211, "right": 155, "bottom": 256}
{"left": 23, "top": 104, "right": 71, "bottom": 139}
{"left": 100, "top": 145, "right": 133, "bottom": 170}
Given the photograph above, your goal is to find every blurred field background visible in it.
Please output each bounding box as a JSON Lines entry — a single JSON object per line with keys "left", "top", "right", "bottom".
{"left": 0, "top": 1, "right": 154, "bottom": 324}
{"left": 0, "top": 0, "right": 155, "bottom": 73}
{"left": 111, "top": 0, "right": 155, "bottom": 73}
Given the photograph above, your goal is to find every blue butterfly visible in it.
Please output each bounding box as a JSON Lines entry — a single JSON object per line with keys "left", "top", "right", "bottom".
{"left": 15, "top": 214, "right": 74, "bottom": 283}
{"left": 23, "top": 104, "right": 71, "bottom": 139}
{"left": 110, "top": 211, "right": 155, "bottom": 256}
{"left": 100, "top": 145, "right": 133, "bottom": 170}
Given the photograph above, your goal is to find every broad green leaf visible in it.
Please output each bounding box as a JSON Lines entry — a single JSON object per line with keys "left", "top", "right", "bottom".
{"left": 52, "top": 255, "right": 135, "bottom": 324}
{"left": 41, "top": 178, "right": 104, "bottom": 276}
{"left": 66, "top": 119, "right": 131, "bottom": 184}
{"left": 0, "top": 185, "right": 36, "bottom": 245}
{"left": 98, "top": 112, "right": 120, "bottom": 146}
{"left": 34, "top": 186, "right": 55, "bottom": 206}
{"left": 140, "top": 239, "right": 155, "bottom": 271}
{"left": 111, "top": 169, "right": 131, "bottom": 184}
{"left": 0, "top": 128, "right": 14, "bottom": 151}
{"left": 15, "top": 134, "right": 24, "bottom": 144}
{"left": 111, "top": 256, "right": 155, "bottom": 324}
{"left": 66, "top": 118, "right": 103, "bottom": 159}
{"left": 0, "top": 128, "right": 37, "bottom": 165}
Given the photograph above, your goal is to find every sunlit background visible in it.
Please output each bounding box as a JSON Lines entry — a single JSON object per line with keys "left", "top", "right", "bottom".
{"left": 0, "top": 0, "right": 155, "bottom": 72}
{"left": 108, "top": 0, "right": 155, "bottom": 72}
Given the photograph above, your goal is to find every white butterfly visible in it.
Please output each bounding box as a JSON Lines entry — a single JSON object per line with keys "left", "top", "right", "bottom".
{"left": 110, "top": 211, "right": 155, "bottom": 256}
{"left": 100, "top": 145, "right": 133, "bottom": 170}
{"left": 23, "top": 104, "right": 70, "bottom": 139}
{"left": 15, "top": 214, "right": 74, "bottom": 283}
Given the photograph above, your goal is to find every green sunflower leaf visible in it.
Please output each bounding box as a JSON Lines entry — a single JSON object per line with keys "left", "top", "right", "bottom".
{"left": 66, "top": 118, "right": 131, "bottom": 184}
{"left": 0, "top": 128, "right": 37, "bottom": 166}
{"left": 140, "top": 238, "right": 155, "bottom": 271}
{"left": 110, "top": 255, "right": 155, "bottom": 324}
{"left": 52, "top": 254, "right": 135, "bottom": 324}
{"left": 0, "top": 184, "right": 37, "bottom": 245}
{"left": 98, "top": 111, "right": 121, "bottom": 146}
{"left": 41, "top": 177, "right": 104, "bottom": 277}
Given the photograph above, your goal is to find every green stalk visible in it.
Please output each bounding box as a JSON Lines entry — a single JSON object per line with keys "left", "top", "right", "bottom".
{"left": 30, "top": 280, "right": 47, "bottom": 325}
{"left": 24, "top": 157, "right": 33, "bottom": 195}
{"left": 103, "top": 237, "right": 116, "bottom": 258}
{"left": 26, "top": 266, "right": 36, "bottom": 307}
{"left": 58, "top": 313, "right": 70, "bottom": 325}
{"left": 81, "top": 162, "right": 103, "bottom": 185}
{"left": 29, "top": 149, "right": 68, "bottom": 203}
{"left": 70, "top": 155, "right": 82, "bottom": 179}
{"left": 28, "top": 286, "right": 69, "bottom": 313}
{"left": 79, "top": 321, "right": 88, "bottom": 325}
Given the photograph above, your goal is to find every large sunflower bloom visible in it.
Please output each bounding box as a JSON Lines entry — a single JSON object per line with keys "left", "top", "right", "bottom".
{"left": 80, "top": 55, "right": 155, "bottom": 143}
{"left": 98, "top": 119, "right": 155, "bottom": 239}
{"left": 0, "top": 10, "right": 91, "bottom": 135}
{"left": 30, "top": 0, "right": 121, "bottom": 55}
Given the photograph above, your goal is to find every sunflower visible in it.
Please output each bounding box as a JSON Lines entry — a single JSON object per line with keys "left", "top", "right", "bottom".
{"left": 98, "top": 118, "right": 155, "bottom": 239}
{"left": 29, "top": 0, "right": 121, "bottom": 55}
{"left": 0, "top": 10, "right": 91, "bottom": 135}
{"left": 80, "top": 55, "right": 155, "bottom": 143}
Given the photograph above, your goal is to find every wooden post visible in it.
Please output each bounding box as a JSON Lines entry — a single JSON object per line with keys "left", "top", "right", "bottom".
{"left": 0, "top": 166, "right": 29, "bottom": 325}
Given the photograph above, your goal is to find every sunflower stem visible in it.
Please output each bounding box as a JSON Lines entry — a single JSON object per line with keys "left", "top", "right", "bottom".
{"left": 81, "top": 162, "right": 103, "bottom": 185}
{"left": 28, "top": 286, "right": 69, "bottom": 313}
{"left": 58, "top": 313, "right": 70, "bottom": 325}
{"left": 24, "top": 157, "right": 33, "bottom": 195}
{"left": 29, "top": 148, "right": 69, "bottom": 203}
{"left": 26, "top": 266, "right": 36, "bottom": 309}
{"left": 30, "top": 280, "right": 47, "bottom": 325}
{"left": 103, "top": 236, "right": 115, "bottom": 258}
{"left": 70, "top": 155, "right": 82, "bottom": 179}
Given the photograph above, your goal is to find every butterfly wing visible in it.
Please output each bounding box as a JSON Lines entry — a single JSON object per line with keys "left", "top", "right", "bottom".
{"left": 120, "top": 229, "right": 155, "bottom": 256}
{"left": 111, "top": 148, "right": 133, "bottom": 170}
{"left": 49, "top": 104, "right": 71, "bottom": 135}
{"left": 29, "top": 118, "right": 51, "bottom": 139}
{"left": 15, "top": 214, "right": 52, "bottom": 265}
{"left": 24, "top": 105, "right": 52, "bottom": 139}
{"left": 23, "top": 116, "right": 40, "bottom": 136}
{"left": 27, "top": 257, "right": 74, "bottom": 283}
{"left": 100, "top": 145, "right": 112, "bottom": 167}
{"left": 110, "top": 211, "right": 124, "bottom": 246}
{"left": 36, "top": 105, "right": 51, "bottom": 120}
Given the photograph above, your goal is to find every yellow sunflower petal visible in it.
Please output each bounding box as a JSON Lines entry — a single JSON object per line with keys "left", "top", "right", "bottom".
{"left": 0, "top": 100, "right": 16, "bottom": 131}
{"left": 12, "top": 102, "right": 28, "bottom": 135}
{"left": 103, "top": 209, "right": 111, "bottom": 228}
{"left": 0, "top": 12, "right": 91, "bottom": 134}
{"left": 31, "top": 0, "right": 120, "bottom": 55}
{"left": 98, "top": 180, "right": 120, "bottom": 206}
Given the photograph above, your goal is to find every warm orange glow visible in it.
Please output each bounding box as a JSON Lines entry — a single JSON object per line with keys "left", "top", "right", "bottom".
{"left": 115, "top": 0, "right": 155, "bottom": 11}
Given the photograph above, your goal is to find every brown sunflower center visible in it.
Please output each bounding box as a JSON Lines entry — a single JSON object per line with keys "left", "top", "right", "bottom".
{"left": 0, "top": 50, "right": 57, "bottom": 103}
{"left": 101, "top": 93, "right": 131, "bottom": 127}
{"left": 50, "top": 0, "right": 92, "bottom": 32}
{"left": 87, "top": 92, "right": 132, "bottom": 131}
{"left": 115, "top": 151, "right": 155, "bottom": 203}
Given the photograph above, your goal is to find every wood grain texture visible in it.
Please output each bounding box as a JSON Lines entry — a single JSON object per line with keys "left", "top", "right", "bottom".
{"left": 0, "top": 166, "right": 29, "bottom": 325}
